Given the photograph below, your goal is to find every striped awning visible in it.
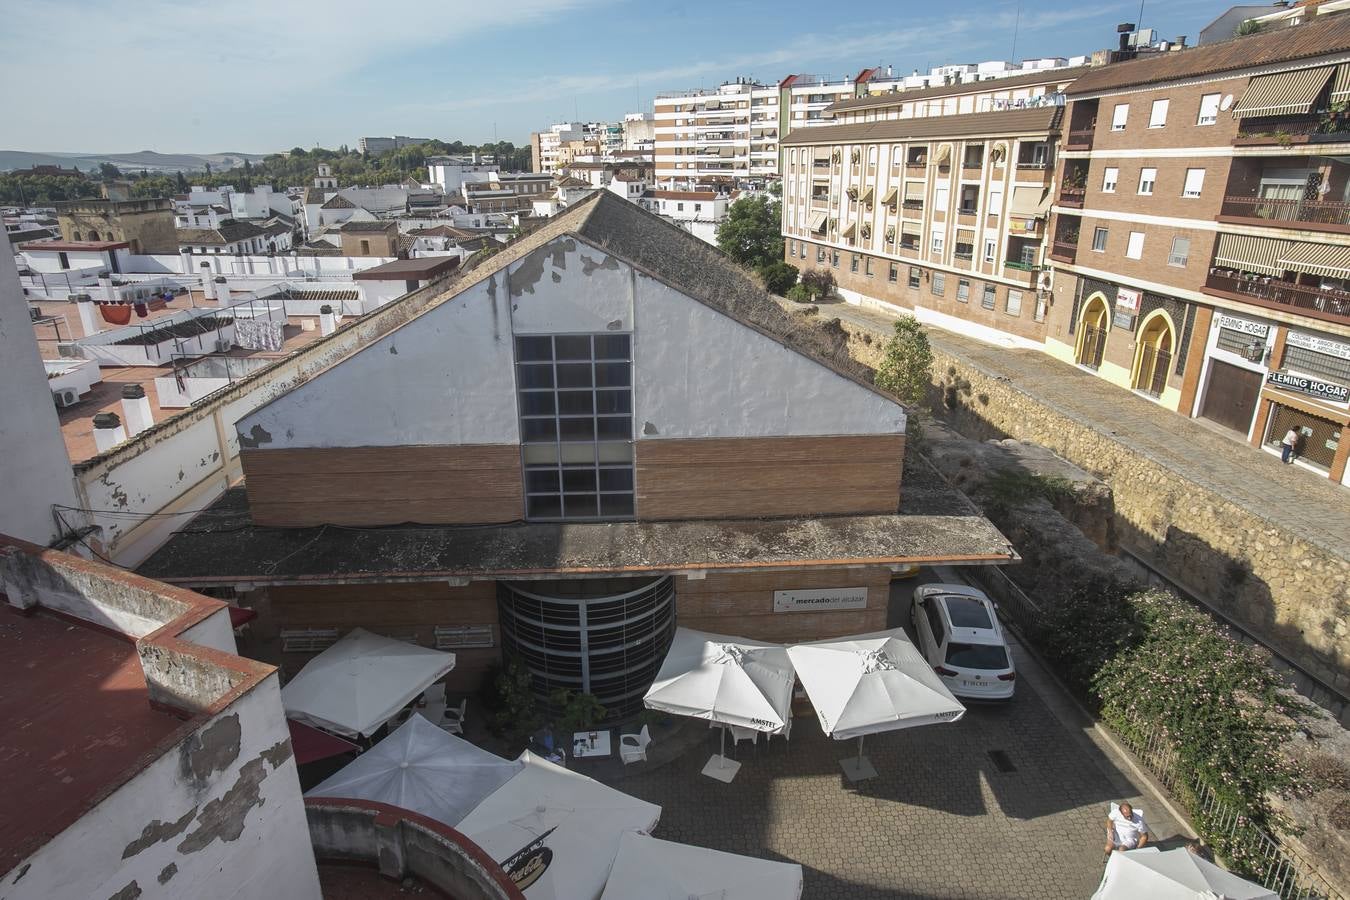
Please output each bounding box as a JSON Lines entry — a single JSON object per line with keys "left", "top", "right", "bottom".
{"left": 881, "top": 186, "right": 899, "bottom": 205}
{"left": 1333, "top": 64, "right": 1350, "bottom": 103}
{"left": 1010, "top": 185, "right": 1049, "bottom": 217}
{"left": 808, "top": 211, "right": 828, "bottom": 234}
{"left": 1278, "top": 240, "right": 1350, "bottom": 278}
{"left": 904, "top": 181, "right": 925, "bottom": 200}
{"left": 1232, "top": 66, "right": 1334, "bottom": 118}
{"left": 1214, "top": 233, "right": 1290, "bottom": 276}
{"left": 901, "top": 225, "right": 921, "bottom": 238}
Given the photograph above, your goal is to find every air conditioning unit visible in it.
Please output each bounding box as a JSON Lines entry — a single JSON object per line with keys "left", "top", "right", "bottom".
{"left": 1036, "top": 270, "right": 1054, "bottom": 291}
{"left": 214, "top": 339, "right": 232, "bottom": 353}
{"left": 53, "top": 388, "right": 79, "bottom": 408}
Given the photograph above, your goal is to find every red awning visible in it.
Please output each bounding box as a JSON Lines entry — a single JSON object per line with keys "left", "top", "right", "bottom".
{"left": 228, "top": 605, "right": 257, "bottom": 628}
{"left": 288, "top": 720, "right": 360, "bottom": 765}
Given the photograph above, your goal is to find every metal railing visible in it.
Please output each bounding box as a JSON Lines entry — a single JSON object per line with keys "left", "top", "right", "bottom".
{"left": 1220, "top": 195, "right": 1350, "bottom": 228}
{"left": 1058, "top": 185, "right": 1087, "bottom": 206}
{"left": 1204, "top": 271, "right": 1350, "bottom": 324}
{"left": 1066, "top": 129, "right": 1096, "bottom": 149}
{"left": 967, "top": 566, "right": 1343, "bottom": 900}
{"left": 1050, "top": 239, "right": 1078, "bottom": 260}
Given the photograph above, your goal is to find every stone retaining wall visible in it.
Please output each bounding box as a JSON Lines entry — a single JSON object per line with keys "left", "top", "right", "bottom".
{"left": 838, "top": 320, "right": 1350, "bottom": 700}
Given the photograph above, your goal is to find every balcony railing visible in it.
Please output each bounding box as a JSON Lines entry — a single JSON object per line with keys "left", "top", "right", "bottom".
{"left": 906, "top": 158, "right": 927, "bottom": 169}
{"left": 902, "top": 199, "right": 923, "bottom": 210}
{"left": 1050, "top": 239, "right": 1078, "bottom": 261}
{"left": 1016, "top": 159, "right": 1048, "bottom": 170}
{"left": 1065, "top": 129, "right": 1095, "bottom": 150}
{"left": 1219, "top": 195, "right": 1350, "bottom": 228}
{"left": 1058, "top": 186, "right": 1086, "bottom": 208}
{"left": 1234, "top": 121, "right": 1350, "bottom": 147}
{"left": 957, "top": 206, "right": 978, "bottom": 216}
{"left": 1003, "top": 260, "right": 1042, "bottom": 271}
{"left": 1204, "top": 270, "right": 1350, "bottom": 323}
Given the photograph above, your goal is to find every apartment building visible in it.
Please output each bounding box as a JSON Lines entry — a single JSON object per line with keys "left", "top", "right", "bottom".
{"left": 136, "top": 192, "right": 1013, "bottom": 719}
{"left": 781, "top": 105, "right": 1062, "bottom": 346}
{"left": 828, "top": 65, "right": 1085, "bottom": 124}
{"left": 530, "top": 122, "right": 620, "bottom": 174}
{"left": 1047, "top": 14, "right": 1350, "bottom": 483}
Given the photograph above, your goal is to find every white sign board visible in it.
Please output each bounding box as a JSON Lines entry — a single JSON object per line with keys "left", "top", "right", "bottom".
{"left": 1215, "top": 313, "right": 1269, "bottom": 338}
{"left": 1286, "top": 330, "right": 1350, "bottom": 361}
{"left": 1115, "top": 287, "right": 1141, "bottom": 312}
{"left": 773, "top": 587, "right": 868, "bottom": 613}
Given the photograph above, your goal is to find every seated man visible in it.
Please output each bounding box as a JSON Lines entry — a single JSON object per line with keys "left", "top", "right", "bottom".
{"left": 1104, "top": 801, "right": 1149, "bottom": 859}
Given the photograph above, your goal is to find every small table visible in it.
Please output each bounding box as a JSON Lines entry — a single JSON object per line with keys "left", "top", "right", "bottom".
{"left": 571, "top": 730, "right": 612, "bottom": 759}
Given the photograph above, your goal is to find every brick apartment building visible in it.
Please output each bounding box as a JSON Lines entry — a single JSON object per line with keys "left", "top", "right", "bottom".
{"left": 1048, "top": 14, "right": 1350, "bottom": 483}
{"left": 137, "top": 192, "right": 1013, "bottom": 720}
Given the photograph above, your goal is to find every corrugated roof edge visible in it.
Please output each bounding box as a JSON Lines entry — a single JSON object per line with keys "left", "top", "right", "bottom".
{"left": 782, "top": 106, "right": 1062, "bottom": 145}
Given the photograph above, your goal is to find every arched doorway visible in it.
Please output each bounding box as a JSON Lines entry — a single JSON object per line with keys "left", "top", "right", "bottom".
{"left": 1132, "top": 311, "right": 1175, "bottom": 398}
{"left": 71, "top": 230, "right": 82, "bottom": 241}
{"left": 1076, "top": 293, "right": 1109, "bottom": 369}
{"left": 87, "top": 230, "right": 100, "bottom": 241}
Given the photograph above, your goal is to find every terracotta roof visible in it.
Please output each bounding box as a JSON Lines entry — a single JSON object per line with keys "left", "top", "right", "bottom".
{"left": 16, "top": 239, "right": 129, "bottom": 252}
{"left": 782, "top": 106, "right": 1063, "bottom": 145}
{"left": 409, "top": 224, "right": 476, "bottom": 240}
{"left": 176, "top": 220, "right": 265, "bottom": 245}
{"left": 304, "top": 186, "right": 331, "bottom": 205}
{"left": 351, "top": 256, "right": 462, "bottom": 281}
{"left": 339, "top": 220, "right": 396, "bottom": 233}
{"left": 827, "top": 65, "right": 1089, "bottom": 113}
{"left": 1067, "top": 14, "right": 1350, "bottom": 95}
{"left": 321, "top": 194, "right": 357, "bottom": 210}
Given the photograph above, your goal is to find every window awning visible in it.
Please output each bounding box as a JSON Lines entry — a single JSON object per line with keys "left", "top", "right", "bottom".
{"left": 1009, "top": 185, "right": 1049, "bottom": 217}
{"left": 718, "top": 147, "right": 736, "bottom": 158}
{"left": 840, "top": 220, "right": 857, "bottom": 239}
{"left": 1278, "top": 240, "right": 1350, "bottom": 278}
{"left": 934, "top": 144, "right": 951, "bottom": 164}
{"left": 1232, "top": 66, "right": 1334, "bottom": 118}
{"left": 808, "top": 211, "right": 828, "bottom": 234}
{"left": 901, "top": 225, "right": 921, "bottom": 238}
{"left": 1334, "top": 64, "right": 1350, "bottom": 104}
{"left": 860, "top": 186, "right": 874, "bottom": 205}
{"left": 1214, "top": 233, "right": 1290, "bottom": 276}
{"left": 881, "top": 186, "right": 899, "bottom": 205}
{"left": 904, "top": 182, "right": 925, "bottom": 200}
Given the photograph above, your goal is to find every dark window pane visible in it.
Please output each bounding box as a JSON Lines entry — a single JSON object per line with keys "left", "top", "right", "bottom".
{"left": 562, "top": 493, "right": 597, "bottom": 518}
{"left": 556, "top": 363, "right": 593, "bottom": 388}
{"left": 600, "top": 494, "right": 635, "bottom": 517}
{"left": 522, "top": 418, "right": 557, "bottom": 442}
{"left": 594, "top": 390, "right": 631, "bottom": 414}
{"left": 557, "top": 391, "right": 594, "bottom": 415}
{"left": 562, "top": 468, "right": 597, "bottom": 492}
{"left": 527, "top": 495, "right": 562, "bottom": 518}
{"left": 526, "top": 468, "right": 560, "bottom": 493}
{"left": 517, "top": 364, "right": 553, "bottom": 389}
{"left": 598, "top": 467, "right": 634, "bottom": 491}
{"left": 515, "top": 336, "right": 553, "bottom": 361}
{"left": 594, "top": 334, "right": 630, "bottom": 360}
{"left": 594, "top": 362, "right": 631, "bottom": 387}
{"left": 558, "top": 417, "right": 595, "bottom": 441}
{"left": 596, "top": 416, "right": 632, "bottom": 440}
{"left": 519, "top": 393, "right": 556, "bottom": 416}
{"left": 554, "top": 335, "right": 592, "bottom": 360}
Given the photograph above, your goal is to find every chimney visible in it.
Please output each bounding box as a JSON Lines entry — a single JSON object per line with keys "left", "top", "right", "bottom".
{"left": 120, "top": 384, "right": 154, "bottom": 436}
{"left": 74, "top": 293, "right": 101, "bottom": 336}
{"left": 319, "top": 304, "right": 337, "bottom": 336}
{"left": 216, "top": 277, "right": 230, "bottom": 305}
{"left": 179, "top": 249, "right": 194, "bottom": 275}
{"left": 92, "top": 412, "right": 126, "bottom": 454}
{"left": 201, "top": 262, "right": 216, "bottom": 300}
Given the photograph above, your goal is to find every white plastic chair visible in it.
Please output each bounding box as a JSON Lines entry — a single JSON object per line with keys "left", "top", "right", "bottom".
{"left": 440, "top": 698, "right": 467, "bottom": 736}
{"left": 728, "top": 724, "right": 758, "bottom": 756}
{"left": 769, "top": 716, "right": 792, "bottom": 749}
{"left": 620, "top": 726, "right": 652, "bottom": 764}
{"left": 421, "top": 683, "right": 446, "bottom": 706}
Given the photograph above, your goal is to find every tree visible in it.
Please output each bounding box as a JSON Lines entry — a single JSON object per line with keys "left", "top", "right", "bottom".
{"left": 874, "top": 317, "right": 934, "bottom": 407}
{"left": 98, "top": 162, "right": 121, "bottom": 180}
{"left": 799, "top": 268, "right": 835, "bottom": 300}
{"left": 758, "top": 260, "right": 799, "bottom": 295}
{"left": 243, "top": 159, "right": 252, "bottom": 174}
{"left": 786, "top": 283, "right": 814, "bottom": 303}
{"left": 175, "top": 170, "right": 189, "bottom": 193}
{"left": 716, "top": 194, "right": 782, "bottom": 269}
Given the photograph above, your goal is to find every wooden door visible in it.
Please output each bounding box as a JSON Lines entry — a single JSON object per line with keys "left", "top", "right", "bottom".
{"left": 1199, "top": 360, "right": 1262, "bottom": 434}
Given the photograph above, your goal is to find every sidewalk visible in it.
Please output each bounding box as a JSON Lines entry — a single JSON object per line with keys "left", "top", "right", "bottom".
{"left": 821, "top": 300, "right": 1350, "bottom": 563}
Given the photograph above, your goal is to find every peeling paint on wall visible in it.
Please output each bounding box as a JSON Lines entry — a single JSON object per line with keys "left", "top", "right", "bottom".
{"left": 107, "top": 879, "right": 141, "bottom": 900}
{"left": 236, "top": 424, "right": 273, "bottom": 449}
{"left": 260, "top": 738, "right": 293, "bottom": 769}
{"left": 157, "top": 863, "right": 177, "bottom": 885}
{"left": 179, "top": 714, "right": 241, "bottom": 784}
{"left": 121, "top": 806, "right": 197, "bottom": 859}
{"left": 176, "top": 757, "right": 267, "bottom": 854}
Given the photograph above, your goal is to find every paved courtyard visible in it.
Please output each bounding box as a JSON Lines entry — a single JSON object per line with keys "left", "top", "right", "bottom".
{"left": 605, "top": 576, "right": 1182, "bottom": 899}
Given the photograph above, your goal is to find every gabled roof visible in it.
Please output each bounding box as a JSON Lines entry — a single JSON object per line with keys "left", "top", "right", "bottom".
{"left": 176, "top": 220, "right": 266, "bottom": 245}
{"left": 782, "top": 106, "right": 1062, "bottom": 145}
{"left": 339, "top": 220, "right": 396, "bottom": 233}
{"left": 321, "top": 194, "right": 357, "bottom": 210}
{"left": 1067, "top": 13, "right": 1350, "bottom": 95}
{"left": 304, "top": 186, "right": 331, "bottom": 205}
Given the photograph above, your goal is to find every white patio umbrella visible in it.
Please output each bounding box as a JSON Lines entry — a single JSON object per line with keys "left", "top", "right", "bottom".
{"left": 600, "top": 831, "right": 803, "bottom": 900}
{"left": 456, "top": 750, "right": 661, "bottom": 900}
{"left": 643, "top": 627, "right": 795, "bottom": 782}
{"left": 1092, "top": 847, "right": 1278, "bottom": 900}
{"left": 787, "top": 629, "right": 964, "bottom": 781}
{"left": 281, "top": 628, "right": 455, "bottom": 738}
{"left": 305, "top": 713, "right": 522, "bottom": 826}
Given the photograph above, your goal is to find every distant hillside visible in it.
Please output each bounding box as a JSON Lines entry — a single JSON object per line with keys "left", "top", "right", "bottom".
{"left": 0, "top": 149, "right": 268, "bottom": 174}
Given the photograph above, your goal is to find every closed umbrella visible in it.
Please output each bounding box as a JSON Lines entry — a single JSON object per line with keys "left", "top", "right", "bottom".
{"left": 643, "top": 627, "right": 795, "bottom": 782}
{"left": 600, "top": 831, "right": 803, "bottom": 900}
{"left": 1092, "top": 848, "right": 1279, "bottom": 900}
{"left": 788, "top": 629, "right": 964, "bottom": 781}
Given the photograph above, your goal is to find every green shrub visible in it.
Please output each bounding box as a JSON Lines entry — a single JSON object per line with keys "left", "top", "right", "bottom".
{"left": 799, "top": 268, "right": 835, "bottom": 299}
{"left": 492, "top": 658, "right": 542, "bottom": 750}
{"left": 549, "top": 688, "right": 607, "bottom": 733}
{"left": 786, "top": 283, "right": 814, "bottom": 303}
{"left": 758, "top": 261, "right": 799, "bottom": 296}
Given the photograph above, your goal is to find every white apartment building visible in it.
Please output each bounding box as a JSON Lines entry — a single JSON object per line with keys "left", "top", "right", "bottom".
{"left": 425, "top": 156, "right": 499, "bottom": 195}
{"left": 623, "top": 112, "right": 656, "bottom": 151}
{"left": 828, "top": 64, "right": 1085, "bottom": 124}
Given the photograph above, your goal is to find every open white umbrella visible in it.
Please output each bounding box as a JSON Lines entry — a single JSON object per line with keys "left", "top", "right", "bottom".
{"left": 1092, "top": 848, "right": 1278, "bottom": 900}
{"left": 787, "top": 629, "right": 964, "bottom": 781}
{"left": 600, "top": 831, "right": 803, "bottom": 900}
{"left": 281, "top": 628, "right": 454, "bottom": 738}
{"left": 305, "top": 713, "right": 522, "bottom": 826}
{"left": 643, "top": 627, "right": 795, "bottom": 782}
{"left": 456, "top": 750, "right": 661, "bottom": 900}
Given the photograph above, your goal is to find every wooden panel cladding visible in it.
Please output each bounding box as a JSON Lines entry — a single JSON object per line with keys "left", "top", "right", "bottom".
{"left": 241, "top": 445, "right": 524, "bottom": 527}
{"left": 676, "top": 567, "right": 893, "bottom": 644}
{"left": 636, "top": 434, "right": 904, "bottom": 520}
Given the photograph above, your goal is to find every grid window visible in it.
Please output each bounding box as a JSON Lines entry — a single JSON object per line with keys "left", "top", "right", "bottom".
{"left": 1138, "top": 167, "right": 1156, "bottom": 195}
{"left": 1217, "top": 328, "right": 1266, "bottom": 357}
{"left": 981, "top": 284, "right": 997, "bottom": 309}
{"left": 1126, "top": 231, "right": 1145, "bottom": 260}
{"left": 831, "top": 251, "right": 840, "bottom": 267}
{"left": 1005, "top": 289, "right": 1023, "bottom": 316}
{"left": 1168, "top": 236, "right": 1190, "bottom": 268}
{"left": 1283, "top": 343, "right": 1350, "bottom": 383}
{"left": 908, "top": 266, "right": 922, "bottom": 288}
{"left": 516, "top": 334, "right": 634, "bottom": 521}
{"left": 957, "top": 279, "right": 970, "bottom": 302}
{"left": 1092, "top": 227, "right": 1108, "bottom": 252}
{"left": 932, "top": 273, "right": 946, "bottom": 295}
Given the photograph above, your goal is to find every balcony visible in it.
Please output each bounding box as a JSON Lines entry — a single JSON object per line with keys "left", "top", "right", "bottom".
{"left": 1065, "top": 129, "right": 1095, "bottom": 150}
{"left": 1218, "top": 195, "right": 1350, "bottom": 233}
{"left": 1203, "top": 270, "right": 1350, "bottom": 325}
{"left": 906, "top": 158, "right": 928, "bottom": 171}
{"left": 1234, "top": 121, "right": 1350, "bottom": 148}
{"left": 1050, "top": 239, "right": 1078, "bottom": 263}
{"left": 1058, "top": 186, "right": 1086, "bottom": 208}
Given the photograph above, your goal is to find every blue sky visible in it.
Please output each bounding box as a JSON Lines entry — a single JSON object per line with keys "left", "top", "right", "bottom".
{"left": 2, "top": 0, "right": 1230, "bottom": 153}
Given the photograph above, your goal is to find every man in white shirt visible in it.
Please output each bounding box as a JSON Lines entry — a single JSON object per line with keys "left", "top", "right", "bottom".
{"left": 1104, "top": 801, "right": 1150, "bottom": 859}
{"left": 1281, "top": 427, "right": 1300, "bottom": 464}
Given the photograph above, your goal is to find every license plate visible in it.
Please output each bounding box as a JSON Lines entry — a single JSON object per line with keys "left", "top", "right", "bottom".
{"left": 962, "top": 680, "right": 985, "bottom": 688}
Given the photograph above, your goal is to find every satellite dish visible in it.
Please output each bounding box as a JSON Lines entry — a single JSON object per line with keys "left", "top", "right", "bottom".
{"left": 1220, "top": 94, "right": 1234, "bottom": 111}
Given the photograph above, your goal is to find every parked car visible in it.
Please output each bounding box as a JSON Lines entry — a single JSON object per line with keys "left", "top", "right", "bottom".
{"left": 911, "top": 583, "right": 1015, "bottom": 700}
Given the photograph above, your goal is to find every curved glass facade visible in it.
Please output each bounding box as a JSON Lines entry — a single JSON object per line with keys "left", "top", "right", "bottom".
{"left": 497, "top": 576, "right": 677, "bottom": 720}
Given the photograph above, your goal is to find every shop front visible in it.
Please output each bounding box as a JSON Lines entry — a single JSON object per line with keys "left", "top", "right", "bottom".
{"left": 1252, "top": 328, "right": 1350, "bottom": 482}
{"left": 1194, "top": 311, "right": 1273, "bottom": 438}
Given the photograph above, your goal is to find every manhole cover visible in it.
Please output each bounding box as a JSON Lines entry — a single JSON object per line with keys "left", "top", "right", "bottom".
{"left": 988, "top": 749, "right": 1017, "bottom": 773}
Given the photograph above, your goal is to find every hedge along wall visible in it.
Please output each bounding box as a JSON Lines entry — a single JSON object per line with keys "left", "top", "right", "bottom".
{"left": 838, "top": 320, "right": 1350, "bottom": 703}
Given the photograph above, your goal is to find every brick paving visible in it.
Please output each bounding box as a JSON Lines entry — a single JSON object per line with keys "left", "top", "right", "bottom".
{"left": 815, "top": 300, "right": 1350, "bottom": 562}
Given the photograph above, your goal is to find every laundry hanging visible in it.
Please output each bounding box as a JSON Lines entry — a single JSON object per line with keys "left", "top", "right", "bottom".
{"left": 99, "top": 303, "right": 132, "bottom": 326}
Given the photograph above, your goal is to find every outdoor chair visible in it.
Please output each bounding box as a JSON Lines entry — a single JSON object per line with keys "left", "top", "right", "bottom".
{"left": 421, "top": 683, "right": 446, "bottom": 706}
{"left": 728, "top": 724, "right": 758, "bottom": 756}
{"left": 620, "top": 726, "right": 652, "bottom": 765}
{"left": 440, "top": 698, "right": 467, "bottom": 736}
{"left": 768, "top": 716, "right": 792, "bottom": 749}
